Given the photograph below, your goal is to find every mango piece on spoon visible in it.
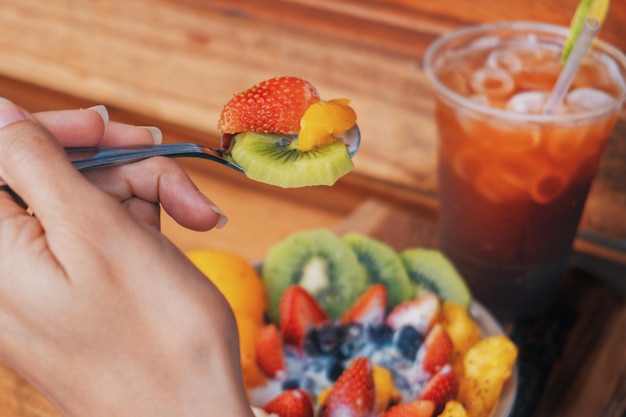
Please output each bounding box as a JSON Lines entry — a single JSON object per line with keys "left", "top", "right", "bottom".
{"left": 297, "top": 99, "right": 357, "bottom": 151}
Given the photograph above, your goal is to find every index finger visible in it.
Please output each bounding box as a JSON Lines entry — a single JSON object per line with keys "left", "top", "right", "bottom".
{"left": 0, "top": 99, "right": 116, "bottom": 220}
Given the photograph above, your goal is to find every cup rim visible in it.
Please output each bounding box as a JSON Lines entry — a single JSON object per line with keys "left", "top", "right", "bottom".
{"left": 423, "top": 21, "right": 626, "bottom": 124}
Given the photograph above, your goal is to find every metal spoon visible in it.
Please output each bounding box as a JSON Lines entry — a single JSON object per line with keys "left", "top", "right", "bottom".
{"left": 0, "top": 125, "right": 361, "bottom": 188}
{"left": 67, "top": 124, "right": 361, "bottom": 173}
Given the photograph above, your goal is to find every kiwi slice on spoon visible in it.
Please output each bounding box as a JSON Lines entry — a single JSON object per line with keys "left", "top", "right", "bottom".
{"left": 400, "top": 248, "right": 472, "bottom": 308}
{"left": 262, "top": 229, "right": 369, "bottom": 321}
{"left": 228, "top": 129, "right": 357, "bottom": 188}
{"left": 342, "top": 233, "right": 415, "bottom": 310}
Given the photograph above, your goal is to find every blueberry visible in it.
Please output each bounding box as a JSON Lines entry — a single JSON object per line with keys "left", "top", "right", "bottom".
{"left": 327, "top": 360, "right": 345, "bottom": 381}
{"left": 396, "top": 325, "right": 424, "bottom": 361}
{"left": 317, "top": 323, "right": 340, "bottom": 353}
{"left": 334, "top": 323, "right": 364, "bottom": 359}
{"left": 368, "top": 323, "right": 394, "bottom": 347}
{"left": 281, "top": 378, "right": 300, "bottom": 390}
{"left": 303, "top": 328, "right": 323, "bottom": 356}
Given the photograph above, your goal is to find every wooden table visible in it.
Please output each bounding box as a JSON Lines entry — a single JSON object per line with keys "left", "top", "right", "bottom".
{"left": 0, "top": 1, "right": 624, "bottom": 416}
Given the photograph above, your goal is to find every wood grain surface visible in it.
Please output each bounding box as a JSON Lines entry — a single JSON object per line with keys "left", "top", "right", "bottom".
{"left": 0, "top": 0, "right": 624, "bottom": 242}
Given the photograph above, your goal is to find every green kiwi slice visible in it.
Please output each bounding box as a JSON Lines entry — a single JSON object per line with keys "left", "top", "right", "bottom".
{"left": 342, "top": 233, "right": 415, "bottom": 310}
{"left": 262, "top": 229, "right": 368, "bottom": 322}
{"left": 400, "top": 248, "right": 472, "bottom": 307}
{"left": 227, "top": 132, "right": 354, "bottom": 188}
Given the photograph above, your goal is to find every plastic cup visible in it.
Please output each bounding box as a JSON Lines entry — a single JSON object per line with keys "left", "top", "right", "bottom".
{"left": 423, "top": 21, "right": 626, "bottom": 319}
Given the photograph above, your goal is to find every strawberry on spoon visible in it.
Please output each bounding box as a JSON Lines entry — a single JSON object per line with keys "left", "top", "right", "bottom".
{"left": 218, "top": 76, "right": 360, "bottom": 188}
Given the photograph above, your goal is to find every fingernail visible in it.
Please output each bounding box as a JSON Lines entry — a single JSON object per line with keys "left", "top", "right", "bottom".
{"left": 0, "top": 98, "right": 28, "bottom": 129}
{"left": 87, "top": 104, "right": 109, "bottom": 125}
{"left": 210, "top": 204, "right": 228, "bottom": 229}
{"left": 140, "top": 126, "right": 163, "bottom": 144}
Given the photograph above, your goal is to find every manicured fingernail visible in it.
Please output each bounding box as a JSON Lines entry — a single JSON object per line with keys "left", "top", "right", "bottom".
{"left": 210, "top": 204, "right": 228, "bottom": 229}
{"left": 87, "top": 104, "right": 109, "bottom": 125}
{"left": 140, "top": 126, "right": 163, "bottom": 144}
{"left": 0, "top": 98, "right": 28, "bottom": 129}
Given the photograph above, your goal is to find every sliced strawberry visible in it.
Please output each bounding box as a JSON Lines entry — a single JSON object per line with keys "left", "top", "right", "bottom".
{"left": 422, "top": 324, "right": 454, "bottom": 374}
{"left": 263, "top": 389, "right": 315, "bottom": 417}
{"left": 418, "top": 364, "right": 459, "bottom": 412}
{"left": 340, "top": 284, "right": 388, "bottom": 326}
{"left": 218, "top": 76, "right": 320, "bottom": 134}
{"left": 256, "top": 323, "right": 286, "bottom": 378}
{"left": 319, "top": 357, "right": 375, "bottom": 417}
{"left": 386, "top": 293, "right": 440, "bottom": 335}
{"left": 381, "top": 399, "right": 436, "bottom": 417}
{"left": 279, "top": 286, "right": 329, "bottom": 347}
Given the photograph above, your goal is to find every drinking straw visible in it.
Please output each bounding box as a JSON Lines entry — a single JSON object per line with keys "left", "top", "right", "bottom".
{"left": 543, "top": 18, "right": 602, "bottom": 114}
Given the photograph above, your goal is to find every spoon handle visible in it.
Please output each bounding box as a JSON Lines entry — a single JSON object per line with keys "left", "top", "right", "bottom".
{"left": 0, "top": 143, "right": 241, "bottom": 189}
{"left": 65, "top": 143, "right": 242, "bottom": 172}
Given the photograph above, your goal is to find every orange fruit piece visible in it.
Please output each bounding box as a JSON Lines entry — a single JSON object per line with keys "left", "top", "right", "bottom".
{"left": 236, "top": 315, "right": 267, "bottom": 389}
{"left": 297, "top": 99, "right": 357, "bottom": 151}
{"left": 187, "top": 249, "right": 267, "bottom": 323}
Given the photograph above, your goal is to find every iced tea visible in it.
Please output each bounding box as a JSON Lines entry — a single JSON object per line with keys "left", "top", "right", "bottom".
{"left": 424, "top": 22, "right": 626, "bottom": 318}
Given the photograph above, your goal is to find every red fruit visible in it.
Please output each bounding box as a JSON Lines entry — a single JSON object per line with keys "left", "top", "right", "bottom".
{"left": 340, "top": 284, "right": 388, "bottom": 326}
{"left": 256, "top": 323, "right": 286, "bottom": 378}
{"left": 419, "top": 364, "right": 459, "bottom": 411}
{"left": 279, "top": 286, "right": 329, "bottom": 347}
{"left": 386, "top": 293, "right": 440, "bottom": 334}
{"left": 422, "top": 324, "right": 454, "bottom": 374}
{"left": 381, "top": 400, "right": 436, "bottom": 417}
{"left": 218, "top": 76, "right": 320, "bottom": 134}
{"left": 263, "top": 389, "right": 315, "bottom": 417}
{"left": 319, "top": 357, "right": 375, "bottom": 417}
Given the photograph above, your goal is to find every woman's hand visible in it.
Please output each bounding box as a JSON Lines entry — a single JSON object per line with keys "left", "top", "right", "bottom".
{"left": 0, "top": 99, "right": 251, "bottom": 417}
{"left": 32, "top": 105, "right": 228, "bottom": 230}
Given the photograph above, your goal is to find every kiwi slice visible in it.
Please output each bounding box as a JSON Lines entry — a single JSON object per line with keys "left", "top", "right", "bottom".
{"left": 400, "top": 248, "right": 472, "bottom": 307}
{"left": 227, "top": 132, "right": 354, "bottom": 188}
{"left": 342, "top": 233, "right": 415, "bottom": 310}
{"left": 262, "top": 229, "right": 368, "bottom": 322}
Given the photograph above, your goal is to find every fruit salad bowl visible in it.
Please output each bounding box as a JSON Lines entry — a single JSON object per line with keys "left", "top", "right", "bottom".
{"left": 251, "top": 281, "right": 518, "bottom": 417}
{"left": 189, "top": 229, "right": 519, "bottom": 417}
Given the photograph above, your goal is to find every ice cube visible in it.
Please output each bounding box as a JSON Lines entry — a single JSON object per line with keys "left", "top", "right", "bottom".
{"left": 470, "top": 67, "right": 515, "bottom": 99}
{"left": 438, "top": 65, "right": 471, "bottom": 96}
{"left": 530, "top": 172, "right": 568, "bottom": 204}
{"left": 473, "top": 167, "right": 527, "bottom": 204}
{"left": 506, "top": 91, "right": 548, "bottom": 114}
{"left": 470, "top": 35, "right": 500, "bottom": 50}
{"left": 545, "top": 124, "right": 588, "bottom": 160}
{"left": 509, "top": 45, "right": 561, "bottom": 91}
{"left": 487, "top": 49, "right": 522, "bottom": 73}
{"left": 565, "top": 87, "right": 615, "bottom": 112}
{"left": 602, "top": 54, "right": 626, "bottom": 93}
{"left": 495, "top": 158, "right": 569, "bottom": 205}
{"left": 488, "top": 120, "right": 542, "bottom": 154}
{"left": 453, "top": 95, "right": 491, "bottom": 134}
